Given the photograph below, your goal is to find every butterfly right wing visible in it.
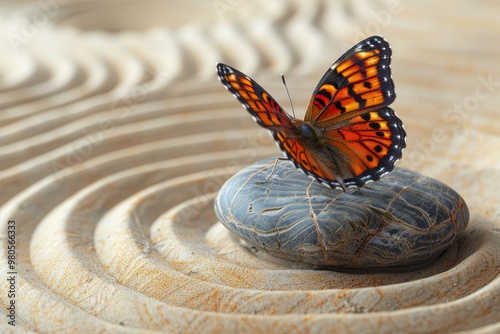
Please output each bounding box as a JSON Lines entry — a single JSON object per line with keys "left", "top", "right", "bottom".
{"left": 216, "top": 63, "right": 295, "bottom": 132}
{"left": 304, "top": 36, "right": 395, "bottom": 125}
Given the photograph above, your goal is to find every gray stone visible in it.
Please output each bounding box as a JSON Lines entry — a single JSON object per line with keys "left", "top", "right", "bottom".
{"left": 215, "top": 157, "right": 469, "bottom": 268}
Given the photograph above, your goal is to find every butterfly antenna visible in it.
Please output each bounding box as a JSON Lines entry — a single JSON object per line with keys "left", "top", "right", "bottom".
{"left": 281, "top": 74, "right": 296, "bottom": 119}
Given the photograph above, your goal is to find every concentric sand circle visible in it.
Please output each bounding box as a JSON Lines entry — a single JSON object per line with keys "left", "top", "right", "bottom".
{"left": 0, "top": 1, "right": 499, "bottom": 333}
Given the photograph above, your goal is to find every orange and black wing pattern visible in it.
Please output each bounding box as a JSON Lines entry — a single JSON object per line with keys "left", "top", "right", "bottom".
{"left": 273, "top": 131, "right": 339, "bottom": 183}
{"left": 216, "top": 63, "right": 333, "bottom": 185}
{"left": 216, "top": 63, "right": 295, "bottom": 132}
{"left": 303, "top": 36, "right": 405, "bottom": 189}
{"left": 322, "top": 107, "right": 405, "bottom": 189}
{"left": 305, "top": 36, "right": 395, "bottom": 126}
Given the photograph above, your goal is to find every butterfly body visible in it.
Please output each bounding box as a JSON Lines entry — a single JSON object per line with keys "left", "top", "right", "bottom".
{"left": 275, "top": 119, "right": 362, "bottom": 190}
{"left": 293, "top": 120, "right": 322, "bottom": 149}
{"left": 217, "top": 36, "right": 405, "bottom": 190}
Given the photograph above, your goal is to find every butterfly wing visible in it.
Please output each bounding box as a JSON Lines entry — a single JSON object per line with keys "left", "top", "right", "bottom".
{"left": 272, "top": 131, "right": 341, "bottom": 184}
{"left": 305, "top": 35, "right": 395, "bottom": 125}
{"left": 216, "top": 63, "right": 295, "bottom": 132}
{"left": 217, "top": 63, "right": 340, "bottom": 185}
{"left": 300, "top": 36, "right": 405, "bottom": 189}
{"left": 322, "top": 107, "right": 405, "bottom": 188}
{"left": 217, "top": 63, "right": 316, "bottom": 179}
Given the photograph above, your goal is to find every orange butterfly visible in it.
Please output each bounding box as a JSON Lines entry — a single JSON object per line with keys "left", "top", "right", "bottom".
{"left": 217, "top": 36, "right": 405, "bottom": 190}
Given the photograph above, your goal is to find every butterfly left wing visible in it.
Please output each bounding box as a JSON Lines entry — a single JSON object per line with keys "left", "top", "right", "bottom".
{"left": 217, "top": 63, "right": 342, "bottom": 187}
{"left": 216, "top": 63, "right": 295, "bottom": 132}
{"left": 272, "top": 131, "right": 340, "bottom": 184}
{"left": 305, "top": 36, "right": 395, "bottom": 126}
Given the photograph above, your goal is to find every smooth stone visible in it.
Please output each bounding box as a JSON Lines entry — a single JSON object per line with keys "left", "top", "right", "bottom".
{"left": 214, "top": 157, "right": 469, "bottom": 269}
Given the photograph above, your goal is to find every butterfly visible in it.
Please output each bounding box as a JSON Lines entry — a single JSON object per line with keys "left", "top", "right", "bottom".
{"left": 216, "top": 35, "right": 405, "bottom": 191}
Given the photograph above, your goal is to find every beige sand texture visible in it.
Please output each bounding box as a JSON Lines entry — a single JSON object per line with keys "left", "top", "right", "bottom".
{"left": 0, "top": 0, "right": 499, "bottom": 333}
